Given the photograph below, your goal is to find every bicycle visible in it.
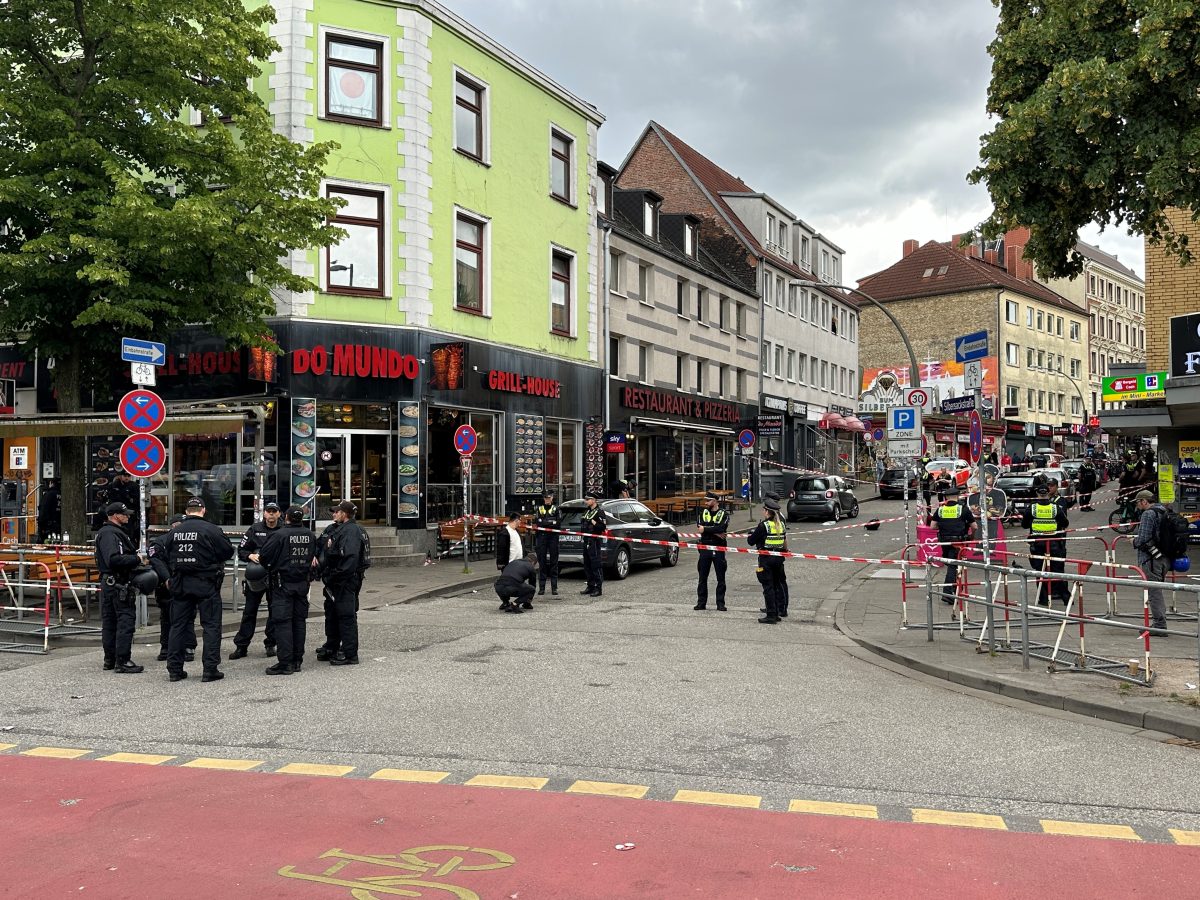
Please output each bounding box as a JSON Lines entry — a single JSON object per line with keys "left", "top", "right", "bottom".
{"left": 1109, "top": 495, "right": 1142, "bottom": 535}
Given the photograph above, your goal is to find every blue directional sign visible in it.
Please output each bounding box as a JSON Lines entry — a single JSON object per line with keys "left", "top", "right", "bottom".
{"left": 120, "top": 337, "right": 166, "bottom": 365}
{"left": 954, "top": 330, "right": 989, "bottom": 363}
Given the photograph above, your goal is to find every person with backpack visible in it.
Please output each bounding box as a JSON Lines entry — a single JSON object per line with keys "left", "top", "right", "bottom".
{"left": 1077, "top": 460, "right": 1099, "bottom": 511}
{"left": 1133, "top": 490, "right": 1188, "bottom": 636}
{"left": 319, "top": 499, "right": 370, "bottom": 666}
{"left": 259, "top": 506, "right": 317, "bottom": 675}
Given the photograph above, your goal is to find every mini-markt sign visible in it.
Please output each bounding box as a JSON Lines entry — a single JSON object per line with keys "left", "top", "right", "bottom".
{"left": 1101, "top": 372, "right": 1167, "bottom": 403}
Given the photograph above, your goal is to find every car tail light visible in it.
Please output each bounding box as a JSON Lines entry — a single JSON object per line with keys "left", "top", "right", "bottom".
{"left": 789, "top": 491, "right": 795, "bottom": 499}
{"left": 825, "top": 489, "right": 835, "bottom": 499}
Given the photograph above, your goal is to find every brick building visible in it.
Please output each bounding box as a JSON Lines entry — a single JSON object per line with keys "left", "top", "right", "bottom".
{"left": 857, "top": 239, "right": 1089, "bottom": 456}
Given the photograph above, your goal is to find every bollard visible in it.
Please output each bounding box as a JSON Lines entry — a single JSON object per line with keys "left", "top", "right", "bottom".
{"left": 1019, "top": 569, "right": 1031, "bottom": 670}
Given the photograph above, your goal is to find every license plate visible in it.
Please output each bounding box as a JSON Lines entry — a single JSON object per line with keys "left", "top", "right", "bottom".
{"left": 801, "top": 493, "right": 820, "bottom": 500}
{"left": 560, "top": 535, "right": 582, "bottom": 544}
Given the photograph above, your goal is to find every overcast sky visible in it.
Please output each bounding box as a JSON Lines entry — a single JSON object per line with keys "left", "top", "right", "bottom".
{"left": 447, "top": 0, "right": 1145, "bottom": 283}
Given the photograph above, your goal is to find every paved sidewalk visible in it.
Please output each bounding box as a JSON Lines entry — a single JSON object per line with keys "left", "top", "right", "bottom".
{"left": 837, "top": 563, "right": 1200, "bottom": 741}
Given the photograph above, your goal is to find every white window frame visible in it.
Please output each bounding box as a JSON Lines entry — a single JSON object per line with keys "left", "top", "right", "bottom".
{"left": 1005, "top": 300, "right": 1019, "bottom": 324}
{"left": 318, "top": 26, "right": 392, "bottom": 129}
{"left": 643, "top": 200, "right": 657, "bottom": 238}
{"left": 452, "top": 203, "right": 492, "bottom": 316}
{"left": 608, "top": 250, "right": 623, "bottom": 295}
{"left": 548, "top": 122, "right": 577, "bottom": 206}
{"left": 319, "top": 178, "right": 393, "bottom": 298}
{"left": 548, "top": 243, "right": 577, "bottom": 337}
{"left": 452, "top": 65, "right": 491, "bottom": 163}
{"left": 1005, "top": 342, "right": 1019, "bottom": 367}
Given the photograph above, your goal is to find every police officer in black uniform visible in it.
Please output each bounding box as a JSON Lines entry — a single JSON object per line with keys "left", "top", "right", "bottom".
{"left": 95, "top": 502, "right": 146, "bottom": 673}
{"left": 147, "top": 514, "right": 195, "bottom": 662}
{"left": 747, "top": 497, "right": 787, "bottom": 624}
{"left": 1022, "top": 481, "right": 1071, "bottom": 606}
{"left": 694, "top": 491, "right": 729, "bottom": 611}
{"left": 230, "top": 501, "right": 282, "bottom": 659}
{"left": 580, "top": 492, "right": 606, "bottom": 597}
{"left": 165, "top": 497, "right": 234, "bottom": 682}
{"left": 259, "top": 505, "right": 317, "bottom": 675}
{"left": 927, "top": 486, "right": 976, "bottom": 603}
{"left": 762, "top": 491, "right": 789, "bottom": 617}
{"left": 320, "top": 500, "right": 368, "bottom": 666}
{"left": 533, "top": 490, "right": 560, "bottom": 596}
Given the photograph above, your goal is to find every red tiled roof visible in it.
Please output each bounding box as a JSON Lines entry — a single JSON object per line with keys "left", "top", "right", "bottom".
{"left": 856, "top": 240, "right": 1085, "bottom": 314}
{"left": 647, "top": 122, "right": 848, "bottom": 300}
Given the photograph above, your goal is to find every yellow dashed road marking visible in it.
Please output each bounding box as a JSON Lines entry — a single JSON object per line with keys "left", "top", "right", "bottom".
{"left": 275, "top": 763, "right": 355, "bottom": 778}
{"left": 181, "top": 757, "right": 264, "bottom": 771}
{"left": 0, "top": 743, "right": 16, "bottom": 752}
{"left": 567, "top": 780, "right": 650, "bottom": 799}
{"left": 789, "top": 799, "right": 879, "bottom": 819}
{"left": 22, "top": 747, "right": 91, "bottom": 759}
{"left": 1041, "top": 820, "right": 1141, "bottom": 841}
{"left": 371, "top": 768, "right": 450, "bottom": 783}
{"left": 673, "top": 790, "right": 761, "bottom": 809}
{"left": 464, "top": 774, "right": 548, "bottom": 790}
{"left": 1169, "top": 829, "right": 1200, "bottom": 846}
{"left": 96, "top": 752, "right": 176, "bottom": 766}
{"left": 913, "top": 809, "right": 1007, "bottom": 830}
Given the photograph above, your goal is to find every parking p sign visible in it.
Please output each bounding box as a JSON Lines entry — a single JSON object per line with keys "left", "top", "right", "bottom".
{"left": 887, "top": 405, "right": 921, "bottom": 440}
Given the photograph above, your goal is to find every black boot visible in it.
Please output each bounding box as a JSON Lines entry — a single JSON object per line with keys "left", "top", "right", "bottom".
{"left": 315, "top": 647, "right": 333, "bottom": 661}
{"left": 228, "top": 647, "right": 248, "bottom": 660}
{"left": 114, "top": 659, "right": 144, "bottom": 674}
{"left": 265, "top": 662, "right": 294, "bottom": 675}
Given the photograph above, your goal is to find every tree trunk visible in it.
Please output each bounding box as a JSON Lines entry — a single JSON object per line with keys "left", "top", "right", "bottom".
{"left": 53, "top": 346, "right": 89, "bottom": 543}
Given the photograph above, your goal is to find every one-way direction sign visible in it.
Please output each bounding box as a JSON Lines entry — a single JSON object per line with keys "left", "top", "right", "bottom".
{"left": 954, "top": 330, "right": 989, "bottom": 363}
{"left": 121, "top": 337, "right": 166, "bottom": 366}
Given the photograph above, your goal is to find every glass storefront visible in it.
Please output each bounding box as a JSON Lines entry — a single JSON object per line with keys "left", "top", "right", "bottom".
{"left": 674, "top": 435, "right": 731, "bottom": 495}
{"left": 426, "top": 407, "right": 500, "bottom": 522}
{"left": 544, "top": 418, "right": 580, "bottom": 502}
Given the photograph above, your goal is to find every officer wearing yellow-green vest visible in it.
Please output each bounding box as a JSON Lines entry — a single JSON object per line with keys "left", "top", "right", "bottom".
{"left": 926, "top": 485, "right": 976, "bottom": 603}
{"left": 746, "top": 496, "right": 787, "bottom": 624}
{"left": 1021, "top": 480, "right": 1070, "bottom": 606}
{"left": 694, "top": 491, "right": 729, "bottom": 611}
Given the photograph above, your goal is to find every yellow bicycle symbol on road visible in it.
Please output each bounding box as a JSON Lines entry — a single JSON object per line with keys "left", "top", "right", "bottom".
{"left": 278, "top": 845, "right": 516, "bottom": 899}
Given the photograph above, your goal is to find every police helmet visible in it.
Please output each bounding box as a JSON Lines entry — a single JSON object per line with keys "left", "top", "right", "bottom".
{"left": 244, "top": 562, "right": 269, "bottom": 592}
{"left": 130, "top": 567, "right": 160, "bottom": 595}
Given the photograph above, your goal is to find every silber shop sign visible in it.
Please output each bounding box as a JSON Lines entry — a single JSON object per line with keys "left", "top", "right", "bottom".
{"left": 1171, "top": 312, "right": 1200, "bottom": 377}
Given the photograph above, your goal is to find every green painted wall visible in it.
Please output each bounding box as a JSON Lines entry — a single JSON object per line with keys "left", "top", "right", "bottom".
{"left": 252, "top": 0, "right": 597, "bottom": 358}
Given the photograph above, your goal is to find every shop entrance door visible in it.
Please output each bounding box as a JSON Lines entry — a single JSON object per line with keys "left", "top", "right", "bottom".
{"left": 314, "top": 432, "right": 391, "bottom": 525}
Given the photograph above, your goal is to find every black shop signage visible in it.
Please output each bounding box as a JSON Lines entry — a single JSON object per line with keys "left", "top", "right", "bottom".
{"left": 486, "top": 369, "right": 562, "bottom": 399}
{"left": 621, "top": 385, "right": 741, "bottom": 424}
{"left": 1170, "top": 313, "right": 1200, "bottom": 377}
{"left": 757, "top": 414, "right": 784, "bottom": 438}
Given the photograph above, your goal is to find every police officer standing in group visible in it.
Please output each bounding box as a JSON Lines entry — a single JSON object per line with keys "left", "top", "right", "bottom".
{"left": 165, "top": 497, "right": 234, "bottom": 682}
{"left": 1077, "top": 458, "right": 1099, "bottom": 511}
{"left": 147, "top": 513, "right": 195, "bottom": 663}
{"left": 579, "top": 492, "right": 606, "bottom": 597}
{"left": 259, "top": 505, "right": 317, "bottom": 675}
{"left": 318, "top": 500, "right": 369, "bottom": 666}
{"left": 747, "top": 496, "right": 787, "bottom": 624}
{"left": 694, "top": 491, "right": 729, "bottom": 611}
{"left": 1022, "top": 481, "right": 1070, "bottom": 606}
{"left": 95, "top": 502, "right": 147, "bottom": 673}
{"left": 230, "top": 501, "right": 282, "bottom": 659}
{"left": 533, "top": 490, "right": 560, "bottom": 596}
{"left": 927, "top": 486, "right": 976, "bottom": 603}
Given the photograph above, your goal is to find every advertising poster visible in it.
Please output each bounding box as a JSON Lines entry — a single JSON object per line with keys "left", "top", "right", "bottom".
{"left": 396, "top": 401, "right": 421, "bottom": 518}
{"left": 861, "top": 358, "right": 998, "bottom": 404}
{"left": 511, "top": 413, "right": 545, "bottom": 495}
{"left": 584, "top": 422, "right": 605, "bottom": 497}
{"left": 289, "top": 398, "right": 317, "bottom": 509}
{"left": 1177, "top": 441, "right": 1200, "bottom": 475}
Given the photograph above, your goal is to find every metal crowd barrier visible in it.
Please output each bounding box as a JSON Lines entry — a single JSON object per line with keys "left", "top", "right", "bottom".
{"left": 916, "top": 554, "right": 1200, "bottom": 687}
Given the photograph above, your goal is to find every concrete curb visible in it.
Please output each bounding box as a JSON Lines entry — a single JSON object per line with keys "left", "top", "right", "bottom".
{"left": 834, "top": 601, "right": 1200, "bottom": 742}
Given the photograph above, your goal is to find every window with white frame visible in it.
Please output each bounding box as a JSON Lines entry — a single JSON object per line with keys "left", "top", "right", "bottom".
{"left": 638, "top": 263, "right": 651, "bottom": 304}
{"left": 800, "top": 236, "right": 810, "bottom": 268}
{"left": 677, "top": 279, "right": 687, "bottom": 316}
{"left": 1006, "top": 385, "right": 1019, "bottom": 407}
{"left": 762, "top": 342, "right": 771, "bottom": 376}
{"left": 787, "top": 284, "right": 798, "bottom": 315}
{"left": 849, "top": 314, "right": 856, "bottom": 341}
{"left": 797, "top": 353, "right": 807, "bottom": 384}
{"left": 799, "top": 288, "right": 808, "bottom": 321}
{"left": 454, "top": 72, "right": 486, "bottom": 160}
{"left": 608, "top": 250, "right": 622, "bottom": 294}
{"left": 1027, "top": 348, "right": 1035, "bottom": 368}
{"left": 1070, "top": 321, "right": 1080, "bottom": 341}
{"left": 550, "top": 249, "right": 573, "bottom": 336}
{"left": 1072, "top": 396, "right": 1082, "bottom": 416}
{"left": 326, "top": 185, "right": 385, "bottom": 296}
{"left": 549, "top": 128, "right": 573, "bottom": 204}
{"left": 1070, "top": 358, "right": 1082, "bottom": 378}
{"left": 643, "top": 200, "right": 657, "bottom": 238}
{"left": 786, "top": 349, "right": 795, "bottom": 381}
{"left": 820, "top": 360, "right": 828, "bottom": 389}
{"left": 684, "top": 222, "right": 696, "bottom": 258}
{"left": 775, "top": 274, "right": 785, "bottom": 310}
{"left": 1005, "top": 300, "right": 1018, "bottom": 323}
{"left": 736, "top": 302, "right": 746, "bottom": 337}
{"left": 774, "top": 345, "right": 783, "bottom": 378}
{"left": 1027, "top": 308, "right": 1034, "bottom": 328}
{"left": 1027, "top": 388, "right": 1034, "bottom": 408}
{"left": 325, "top": 34, "right": 384, "bottom": 126}
{"left": 696, "top": 286, "right": 706, "bottom": 322}
{"left": 455, "top": 211, "right": 487, "bottom": 314}
{"left": 1006, "top": 343, "right": 1019, "bottom": 366}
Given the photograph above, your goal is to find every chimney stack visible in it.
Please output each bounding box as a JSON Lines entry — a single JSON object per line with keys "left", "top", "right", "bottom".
{"left": 984, "top": 249, "right": 998, "bottom": 266}
{"left": 902, "top": 239, "right": 919, "bottom": 258}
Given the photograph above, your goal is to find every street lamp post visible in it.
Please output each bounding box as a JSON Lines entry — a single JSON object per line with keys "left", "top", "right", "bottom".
{"left": 1057, "top": 366, "right": 1089, "bottom": 448}
{"left": 330, "top": 261, "right": 355, "bottom": 287}
{"left": 793, "top": 280, "right": 922, "bottom": 388}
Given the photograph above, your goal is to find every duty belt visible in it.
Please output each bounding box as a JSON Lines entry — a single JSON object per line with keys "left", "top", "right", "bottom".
{"left": 102, "top": 575, "right": 129, "bottom": 587}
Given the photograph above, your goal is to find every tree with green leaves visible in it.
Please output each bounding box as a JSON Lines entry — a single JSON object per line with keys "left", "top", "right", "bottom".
{"left": 0, "top": 0, "right": 341, "bottom": 539}
{"left": 969, "top": 0, "right": 1200, "bottom": 279}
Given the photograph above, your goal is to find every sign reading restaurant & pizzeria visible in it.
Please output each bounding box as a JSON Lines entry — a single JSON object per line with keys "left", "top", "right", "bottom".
{"left": 621, "top": 386, "right": 741, "bottom": 424}
{"left": 291, "top": 343, "right": 421, "bottom": 380}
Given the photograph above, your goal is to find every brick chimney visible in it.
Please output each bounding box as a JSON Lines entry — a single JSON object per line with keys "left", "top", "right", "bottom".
{"left": 1008, "top": 243, "right": 1033, "bottom": 280}
{"left": 902, "top": 239, "right": 919, "bottom": 258}
{"left": 984, "top": 249, "right": 998, "bottom": 266}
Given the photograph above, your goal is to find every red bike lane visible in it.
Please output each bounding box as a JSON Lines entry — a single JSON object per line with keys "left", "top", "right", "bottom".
{"left": 1, "top": 754, "right": 1195, "bottom": 899}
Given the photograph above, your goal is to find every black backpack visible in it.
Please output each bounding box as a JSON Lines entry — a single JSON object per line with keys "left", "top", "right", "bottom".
{"left": 356, "top": 525, "right": 372, "bottom": 574}
{"left": 1155, "top": 507, "right": 1191, "bottom": 561}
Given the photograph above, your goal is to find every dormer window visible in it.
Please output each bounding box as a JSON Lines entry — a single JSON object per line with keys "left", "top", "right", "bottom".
{"left": 684, "top": 222, "right": 696, "bottom": 257}
{"left": 643, "top": 199, "right": 657, "bottom": 239}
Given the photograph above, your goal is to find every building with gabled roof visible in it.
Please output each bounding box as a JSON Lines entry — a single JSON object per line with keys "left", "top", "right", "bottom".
{"left": 857, "top": 238, "right": 1090, "bottom": 456}
{"left": 614, "top": 121, "right": 861, "bottom": 472}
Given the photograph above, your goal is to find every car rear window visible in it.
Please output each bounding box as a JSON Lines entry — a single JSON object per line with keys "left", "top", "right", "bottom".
{"left": 884, "top": 469, "right": 911, "bottom": 478}
{"left": 794, "top": 477, "right": 829, "bottom": 491}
